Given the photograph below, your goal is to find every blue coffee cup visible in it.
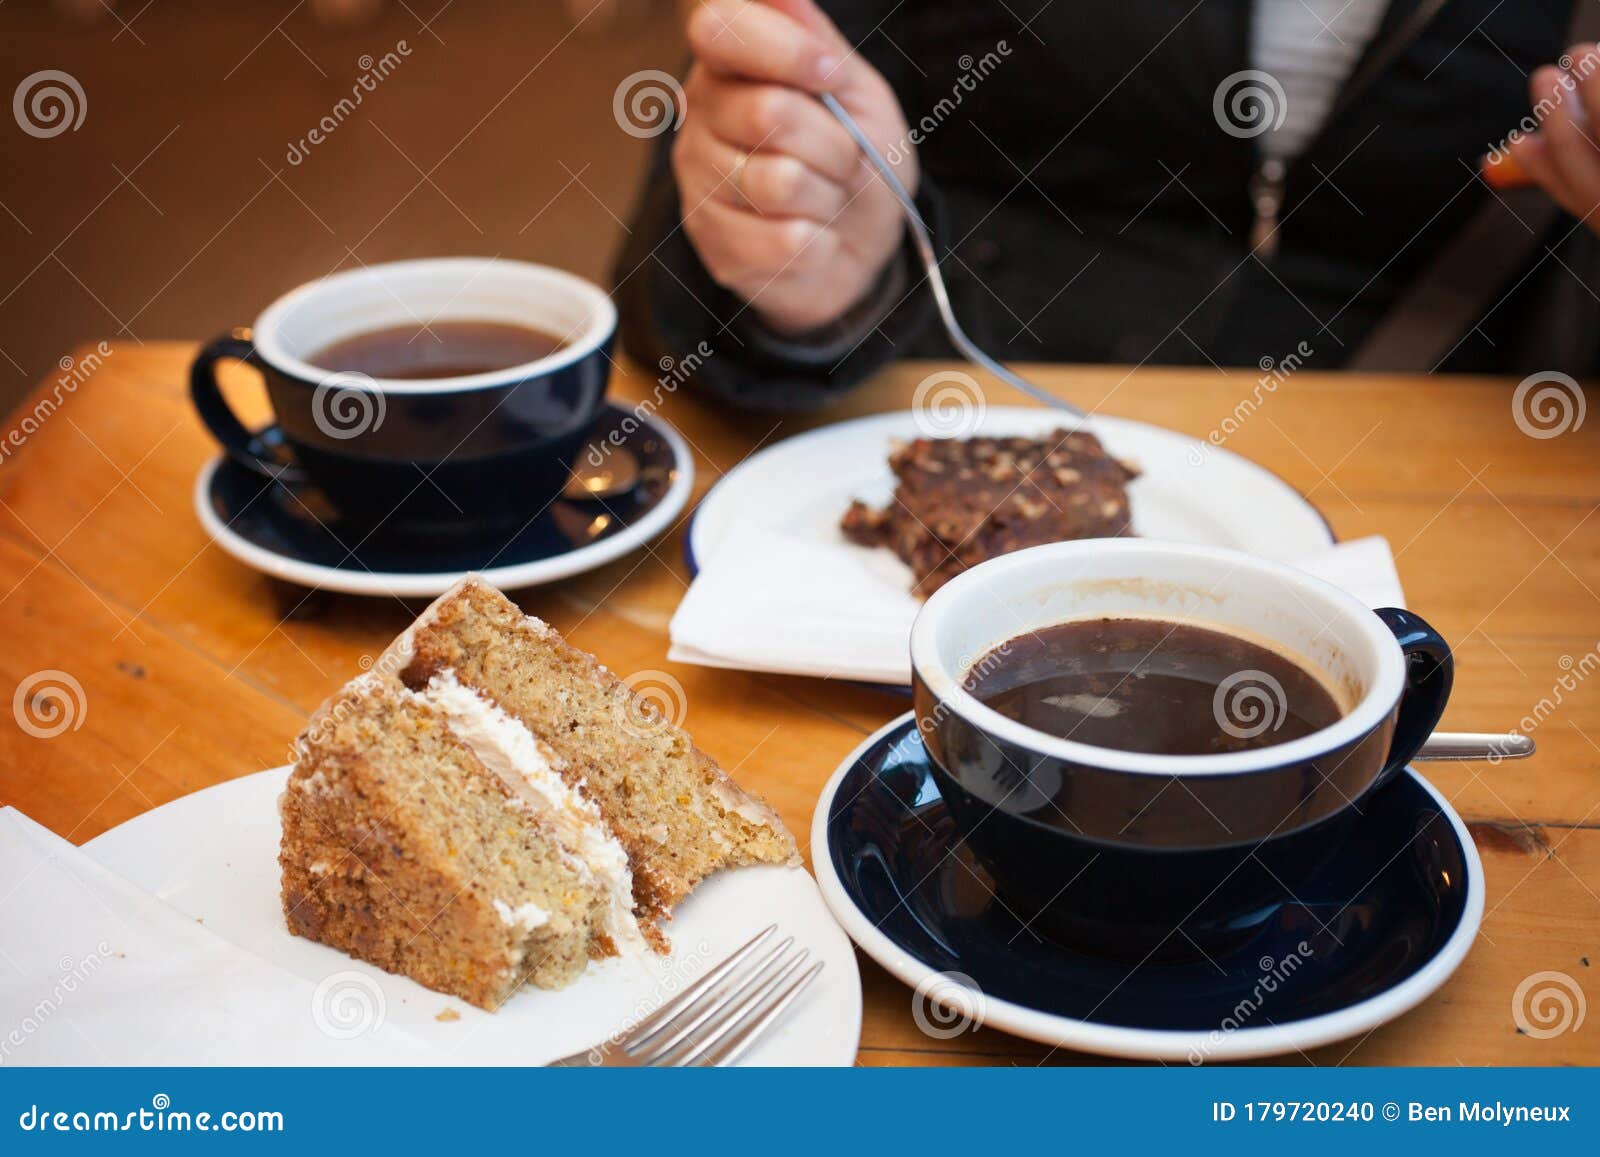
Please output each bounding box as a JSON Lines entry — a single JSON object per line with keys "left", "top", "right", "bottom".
{"left": 910, "top": 539, "right": 1453, "bottom": 961}
{"left": 190, "top": 258, "right": 616, "bottom": 540}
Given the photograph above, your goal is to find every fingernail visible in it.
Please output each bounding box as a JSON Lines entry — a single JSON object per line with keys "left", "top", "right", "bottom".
{"left": 812, "top": 55, "right": 837, "bottom": 85}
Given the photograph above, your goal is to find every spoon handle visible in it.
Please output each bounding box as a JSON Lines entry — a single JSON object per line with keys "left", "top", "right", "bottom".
{"left": 1413, "top": 732, "right": 1535, "bottom": 761}
{"left": 819, "top": 93, "right": 1085, "bottom": 419}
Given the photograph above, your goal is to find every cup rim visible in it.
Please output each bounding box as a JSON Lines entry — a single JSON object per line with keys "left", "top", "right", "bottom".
{"left": 249, "top": 257, "right": 617, "bottom": 394}
{"left": 909, "top": 539, "right": 1408, "bottom": 777}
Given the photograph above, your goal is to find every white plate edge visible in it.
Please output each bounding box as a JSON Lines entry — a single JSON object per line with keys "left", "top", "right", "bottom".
{"left": 689, "top": 407, "right": 1334, "bottom": 571}
{"left": 82, "top": 764, "right": 863, "bottom": 1067}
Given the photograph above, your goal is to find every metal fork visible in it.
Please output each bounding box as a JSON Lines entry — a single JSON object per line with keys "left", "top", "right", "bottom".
{"left": 820, "top": 92, "right": 1087, "bottom": 420}
{"left": 548, "top": 925, "right": 823, "bottom": 1067}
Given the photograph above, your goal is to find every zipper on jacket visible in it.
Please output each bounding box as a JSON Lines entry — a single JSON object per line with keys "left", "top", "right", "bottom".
{"left": 1249, "top": 157, "right": 1286, "bottom": 259}
{"left": 1242, "top": 1, "right": 1452, "bottom": 263}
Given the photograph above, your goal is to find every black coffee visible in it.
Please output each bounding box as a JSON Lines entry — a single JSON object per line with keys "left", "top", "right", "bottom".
{"left": 963, "top": 617, "right": 1343, "bottom": 755}
{"left": 308, "top": 320, "right": 569, "bottom": 380}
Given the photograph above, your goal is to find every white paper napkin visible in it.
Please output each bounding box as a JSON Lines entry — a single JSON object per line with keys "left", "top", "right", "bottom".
{"left": 1293, "top": 535, "right": 1406, "bottom": 612}
{"left": 669, "top": 527, "right": 1406, "bottom": 685}
{"left": 671, "top": 519, "right": 920, "bottom": 684}
{"left": 0, "top": 808, "right": 441, "bottom": 1066}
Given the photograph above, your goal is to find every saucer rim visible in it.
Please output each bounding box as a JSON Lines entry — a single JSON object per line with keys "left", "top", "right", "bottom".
{"left": 809, "top": 711, "right": 1485, "bottom": 1062}
{"left": 193, "top": 404, "right": 694, "bottom": 597}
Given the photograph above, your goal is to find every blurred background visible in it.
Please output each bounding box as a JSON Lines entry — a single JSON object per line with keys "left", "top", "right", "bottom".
{"left": 0, "top": 0, "right": 688, "bottom": 415}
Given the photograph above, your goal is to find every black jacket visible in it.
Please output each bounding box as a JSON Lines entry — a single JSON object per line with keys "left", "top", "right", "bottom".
{"left": 613, "top": 0, "right": 1597, "bottom": 411}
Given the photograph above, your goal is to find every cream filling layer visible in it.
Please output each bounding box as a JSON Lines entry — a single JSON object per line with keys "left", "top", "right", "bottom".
{"left": 491, "top": 898, "right": 550, "bottom": 931}
{"left": 417, "top": 670, "right": 644, "bottom": 952}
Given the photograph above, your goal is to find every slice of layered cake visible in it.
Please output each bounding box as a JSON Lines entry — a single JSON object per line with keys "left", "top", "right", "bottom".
{"left": 280, "top": 577, "right": 797, "bottom": 1010}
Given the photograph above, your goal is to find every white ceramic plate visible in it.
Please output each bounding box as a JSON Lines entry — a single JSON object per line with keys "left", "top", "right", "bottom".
{"left": 691, "top": 408, "right": 1333, "bottom": 569}
{"left": 810, "top": 714, "right": 1484, "bottom": 1063}
{"left": 84, "top": 768, "right": 861, "bottom": 1066}
{"left": 684, "top": 409, "right": 1334, "bottom": 684}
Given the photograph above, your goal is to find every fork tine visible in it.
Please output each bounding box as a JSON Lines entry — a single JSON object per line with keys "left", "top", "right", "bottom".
{"left": 630, "top": 937, "right": 796, "bottom": 1063}
{"left": 690, "top": 961, "right": 825, "bottom": 1068}
{"left": 620, "top": 924, "right": 775, "bottom": 1050}
{"left": 660, "top": 948, "right": 811, "bottom": 1067}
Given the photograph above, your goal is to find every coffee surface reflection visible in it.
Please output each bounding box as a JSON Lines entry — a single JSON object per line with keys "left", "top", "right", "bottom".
{"left": 308, "top": 320, "right": 569, "bottom": 380}
{"left": 963, "top": 617, "right": 1343, "bottom": 756}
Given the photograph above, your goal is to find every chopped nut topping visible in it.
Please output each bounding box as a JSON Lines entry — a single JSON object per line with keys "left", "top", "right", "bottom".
{"left": 840, "top": 428, "right": 1140, "bottom": 596}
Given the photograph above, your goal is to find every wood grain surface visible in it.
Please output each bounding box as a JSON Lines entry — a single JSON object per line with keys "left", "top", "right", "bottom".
{"left": 1, "top": 344, "right": 1595, "bottom": 1065}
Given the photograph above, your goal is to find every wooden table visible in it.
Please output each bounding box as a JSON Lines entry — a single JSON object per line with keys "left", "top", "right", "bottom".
{"left": 2, "top": 343, "right": 1597, "bottom": 1066}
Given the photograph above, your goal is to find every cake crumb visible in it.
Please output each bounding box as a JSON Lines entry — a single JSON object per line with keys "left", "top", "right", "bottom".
{"left": 435, "top": 1008, "right": 461, "bottom": 1023}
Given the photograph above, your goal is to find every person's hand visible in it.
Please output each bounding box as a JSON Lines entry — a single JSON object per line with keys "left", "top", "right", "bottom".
{"left": 1505, "top": 45, "right": 1600, "bottom": 231}
{"left": 673, "top": 0, "right": 915, "bottom": 335}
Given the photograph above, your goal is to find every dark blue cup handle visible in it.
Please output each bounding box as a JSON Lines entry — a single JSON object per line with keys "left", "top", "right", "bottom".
{"left": 1372, "top": 607, "right": 1454, "bottom": 787}
{"left": 190, "top": 330, "right": 307, "bottom": 484}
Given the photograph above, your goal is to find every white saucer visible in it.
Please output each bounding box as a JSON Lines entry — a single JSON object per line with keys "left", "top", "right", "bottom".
{"left": 85, "top": 768, "right": 860, "bottom": 1066}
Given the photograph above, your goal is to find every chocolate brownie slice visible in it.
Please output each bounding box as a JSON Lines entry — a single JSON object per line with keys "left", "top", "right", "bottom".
{"left": 841, "top": 429, "right": 1138, "bottom": 596}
